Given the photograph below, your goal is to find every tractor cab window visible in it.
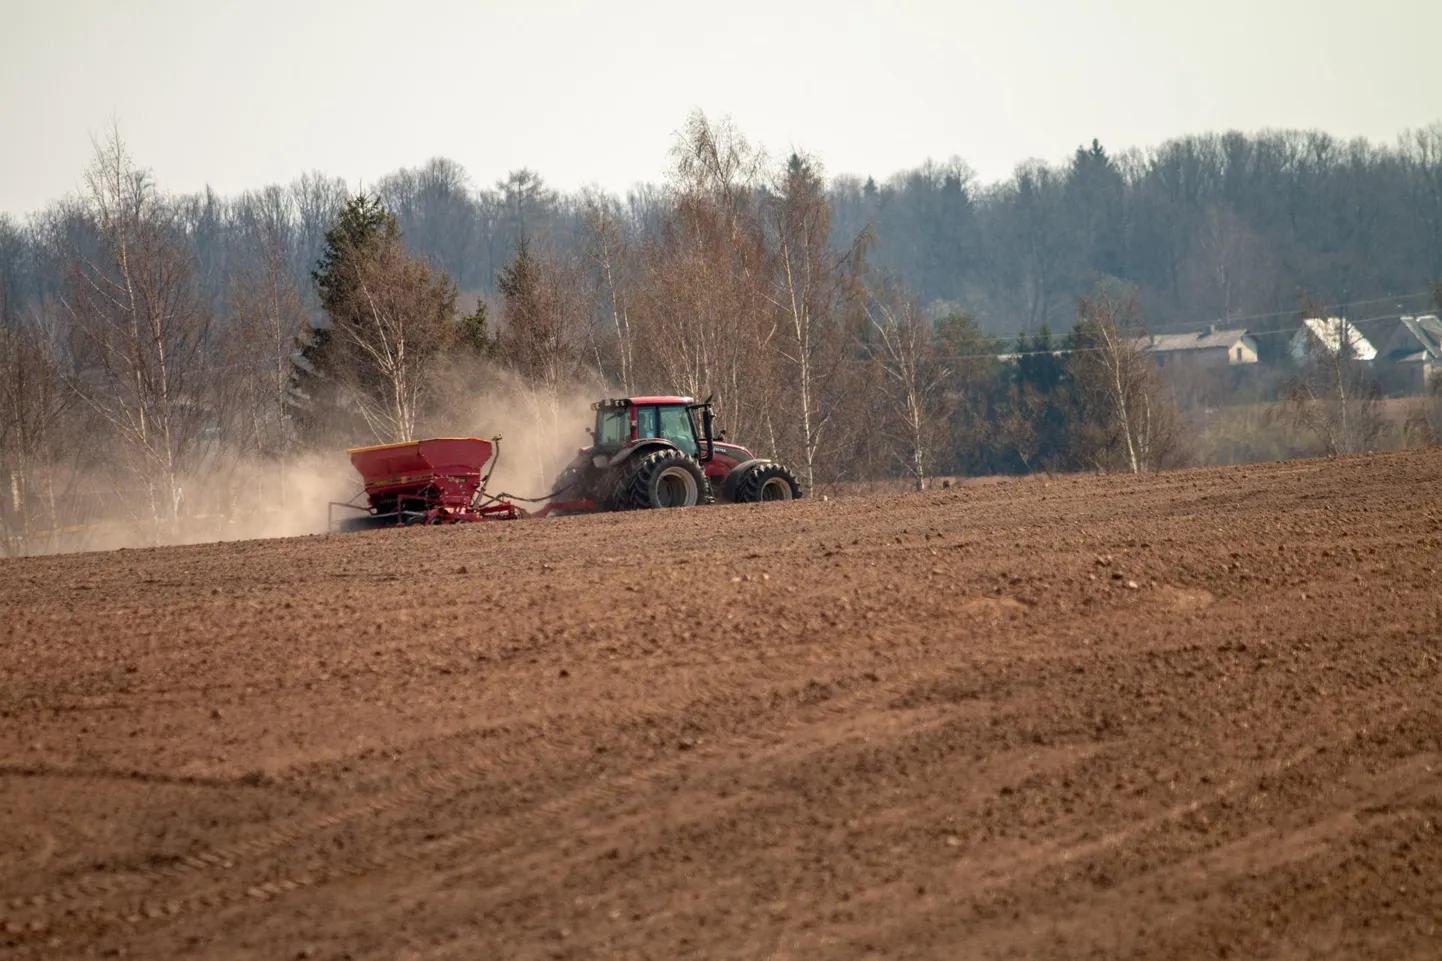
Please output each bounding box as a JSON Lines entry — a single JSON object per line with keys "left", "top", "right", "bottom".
{"left": 636, "top": 405, "right": 659, "bottom": 442}
{"left": 597, "top": 408, "right": 631, "bottom": 448}
{"left": 657, "top": 405, "right": 699, "bottom": 456}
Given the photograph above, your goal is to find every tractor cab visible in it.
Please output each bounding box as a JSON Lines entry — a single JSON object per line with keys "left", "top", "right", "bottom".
{"left": 592, "top": 396, "right": 718, "bottom": 461}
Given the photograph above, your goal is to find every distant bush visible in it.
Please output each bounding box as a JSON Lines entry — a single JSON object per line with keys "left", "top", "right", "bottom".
{"left": 1192, "top": 404, "right": 1320, "bottom": 465}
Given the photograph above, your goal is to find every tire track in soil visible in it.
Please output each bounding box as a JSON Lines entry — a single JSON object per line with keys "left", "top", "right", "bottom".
{"left": 3, "top": 588, "right": 1243, "bottom": 948}
{"left": 0, "top": 664, "right": 713, "bottom": 923}
{"left": 1, "top": 727, "right": 538, "bottom": 922}
{"left": 0, "top": 663, "right": 676, "bottom": 914}
{"left": 403, "top": 730, "right": 1358, "bottom": 955}
{"left": 850, "top": 743, "right": 1442, "bottom": 958}
{"left": 0, "top": 683, "right": 702, "bottom": 929}
{"left": 0, "top": 646, "right": 983, "bottom": 945}
{"left": 8, "top": 581, "right": 1100, "bottom": 949}
{"left": 402, "top": 695, "right": 1442, "bottom": 959}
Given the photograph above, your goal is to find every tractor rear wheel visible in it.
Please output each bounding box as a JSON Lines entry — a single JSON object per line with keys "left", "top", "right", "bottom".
{"left": 552, "top": 464, "right": 585, "bottom": 498}
{"left": 621, "top": 450, "right": 713, "bottom": 510}
{"left": 593, "top": 467, "right": 626, "bottom": 511}
{"left": 733, "top": 463, "right": 803, "bottom": 503}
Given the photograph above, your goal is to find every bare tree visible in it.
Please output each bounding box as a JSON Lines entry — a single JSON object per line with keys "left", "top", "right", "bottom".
{"left": 378, "top": 157, "right": 481, "bottom": 285}
{"left": 669, "top": 111, "right": 766, "bottom": 220}
{"left": 1403, "top": 125, "right": 1442, "bottom": 281}
{"left": 995, "top": 161, "right": 1076, "bottom": 330}
{"left": 579, "top": 191, "right": 637, "bottom": 393}
{"left": 1409, "top": 285, "right": 1442, "bottom": 445}
{"left": 763, "top": 152, "right": 869, "bottom": 491}
{"left": 61, "top": 128, "right": 214, "bottom": 537}
{"left": 629, "top": 111, "right": 776, "bottom": 448}
{"left": 495, "top": 239, "right": 594, "bottom": 486}
{"left": 1189, "top": 204, "right": 1274, "bottom": 321}
{"left": 1403, "top": 370, "right": 1442, "bottom": 446}
{"left": 1283, "top": 297, "right": 1383, "bottom": 456}
{"left": 290, "top": 171, "right": 348, "bottom": 283}
{"left": 994, "top": 382, "right": 1044, "bottom": 471}
{"left": 1066, "top": 283, "right": 1184, "bottom": 472}
{"left": 0, "top": 317, "right": 72, "bottom": 555}
{"left": 864, "top": 279, "right": 953, "bottom": 490}
{"left": 228, "top": 190, "right": 309, "bottom": 488}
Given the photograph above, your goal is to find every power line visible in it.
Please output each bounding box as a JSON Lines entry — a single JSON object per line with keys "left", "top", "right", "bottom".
{"left": 933, "top": 288, "right": 1437, "bottom": 353}
{"left": 856, "top": 308, "right": 1426, "bottom": 362}
{"left": 1145, "top": 290, "right": 1435, "bottom": 332}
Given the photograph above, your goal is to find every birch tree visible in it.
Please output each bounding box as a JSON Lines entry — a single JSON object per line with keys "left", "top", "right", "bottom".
{"left": 1066, "top": 283, "right": 1183, "bottom": 472}
{"left": 763, "top": 152, "right": 869, "bottom": 491}
{"left": 0, "top": 319, "right": 72, "bottom": 555}
{"left": 62, "top": 128, "right": 214, "bottom": 537}
{"left": 630, "top": 111, "right": 774, "bottom": 447}
{"left": 579, "top": 191, "right": 637, "bottom": 392}
{"left": 864, "top": 280, "right": 953, "bottom": 490}
{"left": 232, "top": 187, "right": 308, "bottom": 454}
{"left": 228, "top": 186, "right": 309, "bottom": 508}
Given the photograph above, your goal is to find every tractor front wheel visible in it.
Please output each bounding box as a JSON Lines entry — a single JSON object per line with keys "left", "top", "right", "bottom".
{"left": 622, "top": 450, "right": 713, "bottom": 510}
{"left": 733, "top": 463, "right": 803, "bottom": 503}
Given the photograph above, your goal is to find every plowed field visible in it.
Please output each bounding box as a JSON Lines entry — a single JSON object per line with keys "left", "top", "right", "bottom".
{"left": 3, "top": 451, "right": 1442, "bottom": 960}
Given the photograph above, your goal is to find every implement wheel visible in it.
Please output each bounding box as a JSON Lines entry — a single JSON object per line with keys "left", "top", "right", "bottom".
{"left": 337, "top": 514, "right": 397, "bottom": 532}
{"left": 733, "top": 463, "right": 803, "bottom": 503}
{"left": 621, "top": 450, "right": 713, "bottom": 510}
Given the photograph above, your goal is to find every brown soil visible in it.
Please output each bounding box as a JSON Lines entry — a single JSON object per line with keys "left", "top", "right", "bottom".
{"left": 4, "top": 450, "right": 1442, "bottom": 960}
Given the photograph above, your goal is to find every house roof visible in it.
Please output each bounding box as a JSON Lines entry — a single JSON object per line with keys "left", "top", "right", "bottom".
{"left": 996, "top": 350, "right": 1068, "bottom": 361}
{"left": 1138, "top": 327, "right": 1251, "bottom": 353}
{"left": 1384, "top": 315, "right": 1442, "bottom": 363}
{"left": 1292, "top": 317, "right": 1377, "bottom": 361}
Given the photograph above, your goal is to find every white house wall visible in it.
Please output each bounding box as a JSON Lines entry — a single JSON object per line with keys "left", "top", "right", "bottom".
{"left": 1230, "top": 336, "right": 1259, "bottom": 365}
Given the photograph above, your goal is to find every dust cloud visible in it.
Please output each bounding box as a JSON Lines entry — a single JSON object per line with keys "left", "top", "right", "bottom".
{"left": 449, "top": 373, "right": 601, "bottom": 501}
{"left": 5, "top": 371, "right": 605, "bottom": 557}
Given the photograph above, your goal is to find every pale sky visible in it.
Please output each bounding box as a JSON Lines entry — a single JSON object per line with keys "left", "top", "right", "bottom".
{"left": 2, "top": 0, "right": 1440, "bottom": 215}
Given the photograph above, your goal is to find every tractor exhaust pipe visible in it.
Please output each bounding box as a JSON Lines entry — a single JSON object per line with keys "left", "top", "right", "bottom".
{"left": 701, "top": 403, "right": 715, "bottom": 462}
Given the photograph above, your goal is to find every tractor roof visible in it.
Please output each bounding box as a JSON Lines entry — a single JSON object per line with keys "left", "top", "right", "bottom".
{"left": 593, "top": 395, "right": 695, "bottom": 409}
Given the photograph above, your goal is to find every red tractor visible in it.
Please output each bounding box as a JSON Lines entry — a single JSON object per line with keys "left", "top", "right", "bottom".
{"left": 329, "top": 395, "right": 801, "bottom": 530}
{"left": 549, "top": 396, "right": 803, "bottom": 511}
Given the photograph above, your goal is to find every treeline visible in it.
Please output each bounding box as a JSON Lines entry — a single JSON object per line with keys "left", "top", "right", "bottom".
{"left": 835, "top": 128, "right": 1442, "bottom": 341}
{"left": 5, "top": 119, "right": 1441, "bottom": 338}
{"left": 2, "top": 113, "right": 1441, "bottom": 554}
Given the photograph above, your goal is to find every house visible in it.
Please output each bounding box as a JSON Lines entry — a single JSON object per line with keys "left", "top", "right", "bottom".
{"left": 1289, "top": 317, "right": 1377, "bottom": 365}
{"left": 1374, "top": 314, "right": 1442, "bottom": 395}
{"left": 1137, "top": 325, "right": 1258, "bottom": 369}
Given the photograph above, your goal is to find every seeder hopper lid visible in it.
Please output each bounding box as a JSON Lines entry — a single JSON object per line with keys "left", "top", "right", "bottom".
{"left": 347, "top": 437, "right": 495, "bottom": 491}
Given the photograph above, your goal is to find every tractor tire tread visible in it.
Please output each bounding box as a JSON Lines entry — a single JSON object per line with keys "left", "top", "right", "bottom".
{"left": 734, "top": 462, "right": 804, "bottom": 503}
{"left": 620, "top": 450, "right": 713, "bottom": 510}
